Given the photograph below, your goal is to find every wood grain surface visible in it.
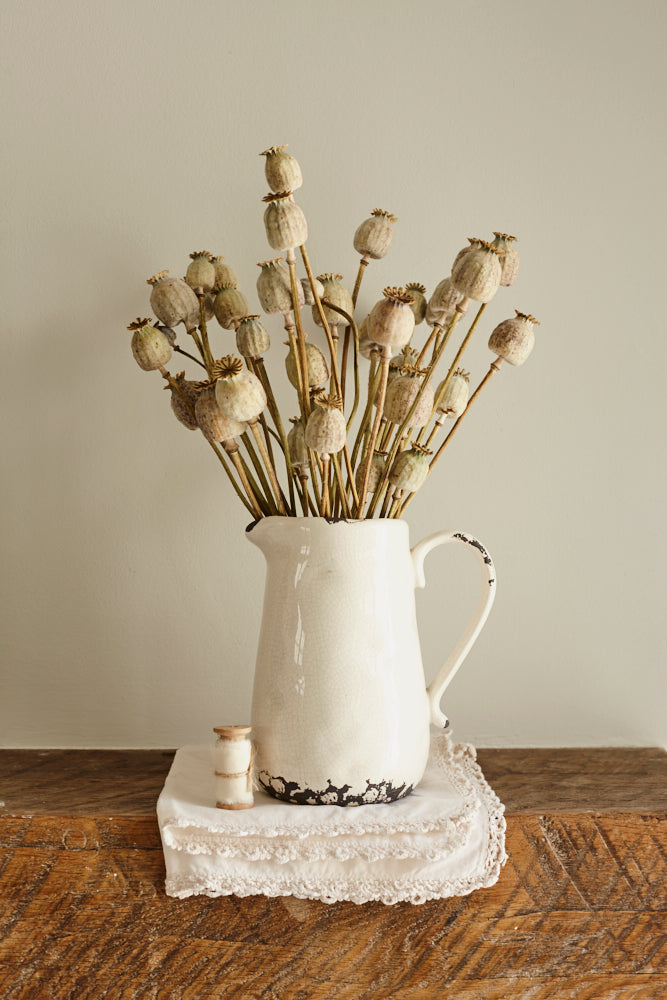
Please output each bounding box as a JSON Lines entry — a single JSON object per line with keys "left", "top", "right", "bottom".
{"left": 1, "top": 749, "right": 665, "bottom": 999}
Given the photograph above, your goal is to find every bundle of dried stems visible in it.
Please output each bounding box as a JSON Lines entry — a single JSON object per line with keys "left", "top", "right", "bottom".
{"left": 127, "top": 148, "right": 540, "bottom": 520}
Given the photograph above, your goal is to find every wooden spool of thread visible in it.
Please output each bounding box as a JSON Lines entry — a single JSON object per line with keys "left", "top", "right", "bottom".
{"left": 213, "top": 725, "right": 254, "bottom": 810}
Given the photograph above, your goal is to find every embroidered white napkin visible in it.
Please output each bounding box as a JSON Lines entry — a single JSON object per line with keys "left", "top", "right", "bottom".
{"left": 157, "top": 733, "right": 506, "bottom": 905}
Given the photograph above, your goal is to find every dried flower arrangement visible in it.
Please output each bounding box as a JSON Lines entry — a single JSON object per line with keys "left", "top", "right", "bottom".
{"left": 127, "top": 145, "right": 539, "bottom": 520}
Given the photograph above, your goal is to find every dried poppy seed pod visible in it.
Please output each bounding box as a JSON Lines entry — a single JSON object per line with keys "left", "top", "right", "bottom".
{"left": 195, "top": 384, "right": 246, "bottom": 443}
{"left": 451, "top": 239, "right": 503, "bottom": 303}
{"left": 287, "top": 418, "right": 309, "bottom": 469}
{"left": 452, "top": 238, "right": 484, "bottom": 272}
{"left": 214, "top": 355, "right": 267, "bottom": 421}
{"left": 369, "top": 287, "right": 416, "bottom": 348}
{"left": 435, "top": 368, "right": 470, "bottom": 418}
{"left": 256, "top": 258, "right": 303, "bottom": 316}
{"left": 285, "top": 338, "right": 329, "bottom": 390}
{"left": 426, "top": 277, "right": 466, "bottom": 326}
{"left": 304, "top": 396, "right": 346, "bottom": 455}
{"left": 388, "top": 446, "right": 430, "bottom": 493}
{"left": 386, "top": 347, "right": 420, "bottom": 390}
{"left": 492, "top": 233, "right": 520, "bottom": 287}
{"left": 353, "top": 209, "right": 397, "bottom": 260}
{"left": 185, "top": 251, "right": 216, "bottom": 294}
{"left": 300, "top": 275, "right": 323, "bottom": 306}
{"left": 263, "top": 192, "right": 308, "bottom": 251}
{"left": 488, "top": 311, "right": 539, "bottom": 366}
{"left": 213, "top": 284, "right": 251, "bottom": 331}
{"left": 164, "top": 371, "right": 199, "bottom": 430}
{"left": 211, "top": 256, "right": 239, "bottom": 291}
{"left": 128, "top": 318, "right": 172, "bottom": 371}
{"left": 355, "top": 451, "right": 386, "bottom": 496}
{"left": 358, "top": 315, "right": 377, "bottom": 359}
{"left": 313, "top": 274, "right": 353, "bottom": 333}
{"left": 236, "top": 315, "right": 270, "bottom": 359}
{"left": 406, "top": 283, "right": 427, "bottom": 325}
{"left": 261, "top": 145, "right": 303, "bottom": 193}
{"left": 147, "top": 270, "right": 199, "bottom": 330}
{"left": 383, "top": 368, "right": 435, "bottom": 428}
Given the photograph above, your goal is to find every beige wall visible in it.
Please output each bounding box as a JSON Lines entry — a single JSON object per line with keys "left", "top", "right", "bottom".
{"left": 2, "top": 0, "right": 665, "bottom": 748}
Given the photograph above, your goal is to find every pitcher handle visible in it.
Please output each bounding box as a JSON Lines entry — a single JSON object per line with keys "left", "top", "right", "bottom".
{"left": 411, "top": 530, "right": 496, "bottom": 729}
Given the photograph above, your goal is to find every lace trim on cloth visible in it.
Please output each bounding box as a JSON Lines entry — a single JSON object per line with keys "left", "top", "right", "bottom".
{"left": 164, "top": 858, "right": 506, "bottom": 907}
{"left": 158, "top": 735, "right": 507, "bottom": 904}
{"left": 161, "top": 736, "right": 483, "bottom": 860}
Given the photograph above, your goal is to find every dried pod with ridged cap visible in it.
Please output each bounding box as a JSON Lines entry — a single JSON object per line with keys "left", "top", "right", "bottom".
{"left": 426, "top": 277, "right": 465, "bottom": 327}
{"left": 434, "top": 368, "right": 470, "bottom": 418}
{"left": 213, "top": 285, "right": 251, "bottom": 331}
{"left": 263, "top": 192, "right": 308, "bottom": 251}
{"left": 285, "top": 338, "right": 329, "bottom": 390}
{"left": 214, "top": 355, "right": 267, "bottom": 421}
{"left": 147, "top": 270, "right": 199, "bottom": 330}
{"left": 312, "top": 274, "right": 353, "bottom": 332}
{"left": 304, "top": 395, "right": 346, "bottom": 455}
{"left": 164, "top": 371, "right": 199, "bottom": 430}
{"left": 261, "top": 145, "right": 303, "bottom": 193}
{"left": 300, "top": 275, "right": 323, "bottom": 306}
{"left": 236, "top": 315, "right": 270, "bottom": 359}
{"left": 128, "top": 318, "right": 172, "bottom": 371}
{"left": 211, "top": 256, "right": 239, "bottom": 291}
{"left": 388, "top": 445, "right": 431, "bottom": 493}
{"left": 196, "top": 384, "right": 247, "bottom": 443}
{"left": 185, "top": 251, "right": 216, "bottom": 294}
{"left": 452, "top": 238, "right": 484, "bottom": 273}
{"left": 451, "top": 240, "right": 503, "bottom": 303}
{"left": 353, "top": 209, "right": 397, "bottom": 260}
{"left": 355, "top": 451, "right": 387, "bottom": 496}
{"left": 492, "top": 233, "right": 520, "bottom": 287}
{"left": 369, "top": 287, "right": 416, "bottom": 349}
{"left": 383, "top": 367, "right": 434, "bottom": 427}
{"left": 406, "top": 283, "right": 427, "bottom": 325}
{"left": 287, "top": 418, "right": 309, "bottom": 469}
{"left": 488, "top": 311, "right": 539, "bottom": 365}
{"left": 256, "top": 258, "right": 303, "bottom": 315}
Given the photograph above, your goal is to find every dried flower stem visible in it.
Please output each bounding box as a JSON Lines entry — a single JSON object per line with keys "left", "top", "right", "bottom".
{"left": 331, "top": 452, "right": 351, "bottom": 518}
{"left": 299, "top": 244, "right": 343, "bottom": 400}
{"left": 174, "top": 344, "right": 207, "bottom": 370}
{"left": 429, "top": 357, "right": 502, "bottom": 472}
{"left": 197, "top": 294, "right": 215, "bottom": 373}
{"left": 351, "top": 350, "right": 380, "bottom": 470}
{"left": 366, "top": 311, "right": 463, "bottom": 518}
{"left": 355, "top": 345, "right": 392, "bottom": 517}
{"left": 416, "top": 324, "right": 440, "bottom": 367}
{"left": 240, "top": 432, "right": 280, "bottom": 515}
{"left": 379, "top": 484, "right": 394, "bottom": 519}
{"left": 340, "top": 257, "right": 368, "bottom": 401}
{"left": 285, "top": 249, "right": 311, "bottom": 420}
{"left": 253, "top": 356, "right": 296, "bottom": 514}
{"left": 248, "top": 419, "right": 288, "bottom": 515}
{"left": 321, "top": 300, "right": 362, "bottom": 431}
{"left": 207, "top": 440, "right": 257, "bottom": 517}
{"left": 188, "top": 326, "right": 207, "bottom": 364}
{"left": 224, "top": 443, "right": 264, "bottom": 519}
{"left": 285, "top": 325, "right": 309, "bottom": 427}
{"left": 320, "top": 455, "right": 331, "bottom": 516}
{"left": 388, "top": 489, "right": 404, "bottom": 519}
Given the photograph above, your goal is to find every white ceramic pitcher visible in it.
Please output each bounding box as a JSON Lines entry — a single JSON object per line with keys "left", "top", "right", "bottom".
{"left": 247, "top": 517, "right": 495, "bottom": 805}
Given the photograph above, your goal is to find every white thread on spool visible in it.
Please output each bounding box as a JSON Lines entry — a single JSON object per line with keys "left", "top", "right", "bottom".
{"left": 213, "top": 725, "right": 254, "bottom": 810}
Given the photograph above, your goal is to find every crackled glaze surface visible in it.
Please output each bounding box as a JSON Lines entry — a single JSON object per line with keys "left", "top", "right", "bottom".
{"left": 248, "top": 518, "right": 495, "bottom": 805}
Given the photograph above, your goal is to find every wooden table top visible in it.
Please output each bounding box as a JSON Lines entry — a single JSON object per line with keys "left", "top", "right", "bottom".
{"left": 1, "top": 746, "right": 666, "bottom": 816}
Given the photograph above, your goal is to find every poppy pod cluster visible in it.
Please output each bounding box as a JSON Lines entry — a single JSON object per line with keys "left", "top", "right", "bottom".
{"left": 127, "top": 144, "right": 540, "bottom": 521}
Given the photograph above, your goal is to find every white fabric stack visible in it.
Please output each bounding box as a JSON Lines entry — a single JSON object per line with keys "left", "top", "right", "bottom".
{"left": 157, "top": 733, "right": 506, "bottom": 906}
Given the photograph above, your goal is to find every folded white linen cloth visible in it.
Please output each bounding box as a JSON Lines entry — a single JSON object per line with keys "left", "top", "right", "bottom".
{"left": 157, "top": 732, "right": 506, "bottom": 905}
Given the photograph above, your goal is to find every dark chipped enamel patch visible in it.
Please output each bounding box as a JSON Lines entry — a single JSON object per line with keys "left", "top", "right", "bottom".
{"left": 258, "top": 773, "right": 414, "bottom": 806}
{"left": 453, "top": 532, "right": 496, "bottom": 586}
